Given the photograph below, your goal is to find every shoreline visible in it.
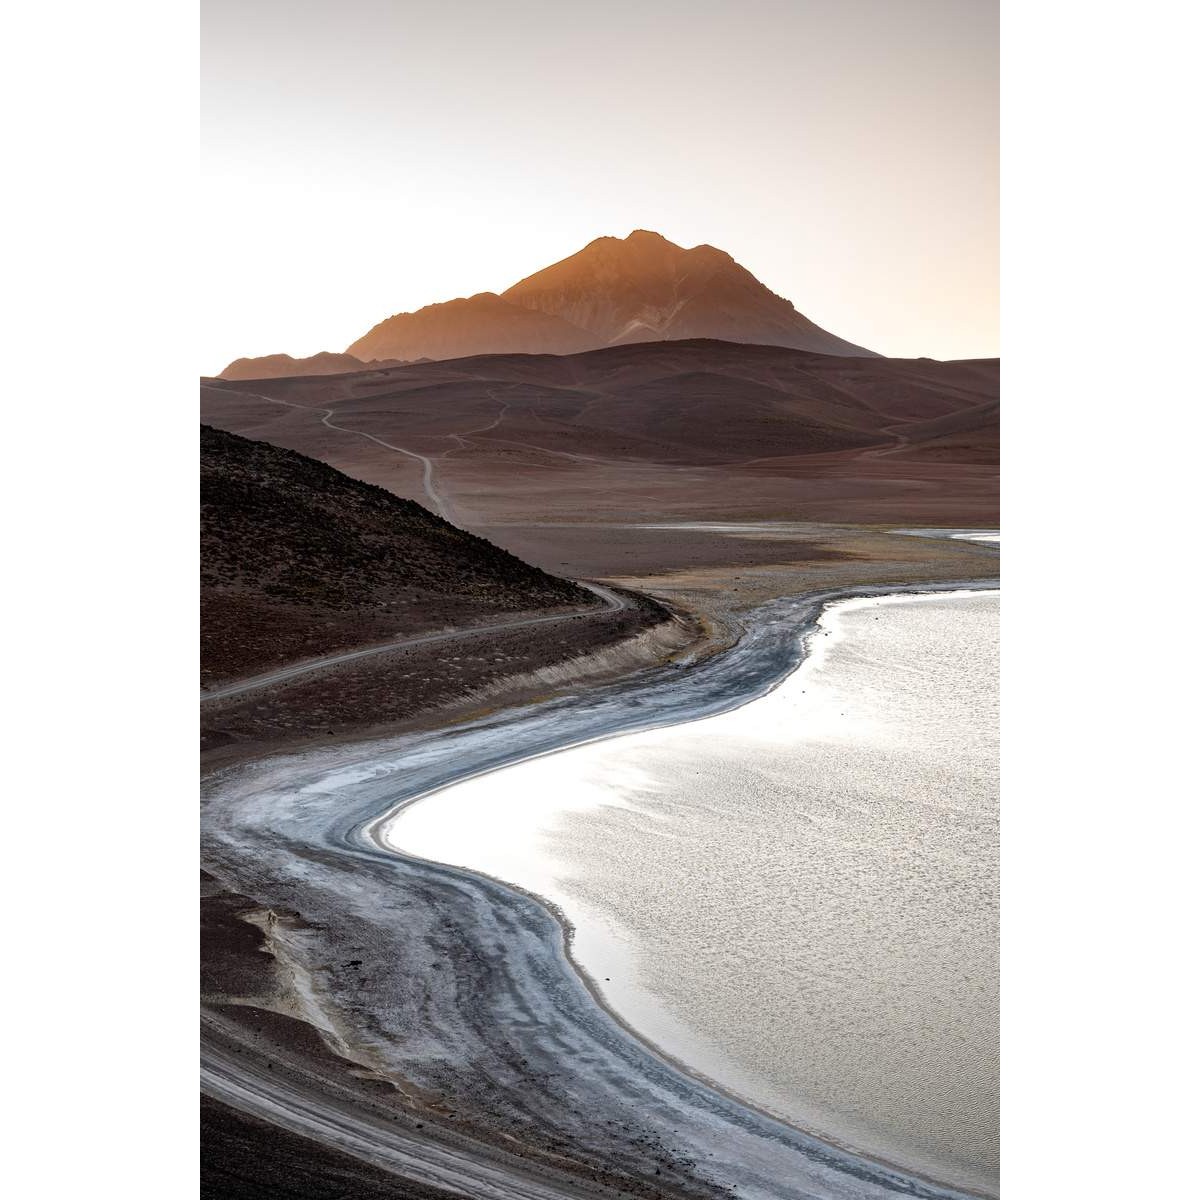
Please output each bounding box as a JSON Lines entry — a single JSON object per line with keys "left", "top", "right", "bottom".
{"left": 367, "top": 582, "right": 1000, "bottom": 1198}
{"left": 203, "top": 572, "right": 998, "bottom": 1200}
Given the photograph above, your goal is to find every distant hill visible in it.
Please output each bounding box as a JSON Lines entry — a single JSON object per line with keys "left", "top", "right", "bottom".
{"left": 201, "top": 338, "right": 999, "bottom": 527}
{"left": 503, "top": 230, "right": 877, "bottom": 357}
{"left": 225, "top": 230, "right": 878, "bottom": 370}
{"left": 201, "top": 424, "right": 592, "bottom": 683}
{"left": 347, "top": 292, "right": 595, "bottom": 362}
{"left": 217, "top": 351, "right": 405, "bottom": 381}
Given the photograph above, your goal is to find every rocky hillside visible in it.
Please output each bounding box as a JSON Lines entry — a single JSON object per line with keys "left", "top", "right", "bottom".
{"left": 201, "top": 424, "right": 593, "bottom": 684}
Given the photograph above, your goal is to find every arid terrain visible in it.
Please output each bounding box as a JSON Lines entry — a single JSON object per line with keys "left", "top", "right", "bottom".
{"left": 201, "top": 426, "right": 682, "bottom": 754}
{"left": 202, "top": 424, "right": 597, "bottom": 681}
{"left": 202, "top": 525, "right": 997, "bottom": 1200}
{"left": 202, "top": 329, "right": 998, "bottom": 1200}
{"left": 202, "top": 337, "right": 997, "bottom": 543}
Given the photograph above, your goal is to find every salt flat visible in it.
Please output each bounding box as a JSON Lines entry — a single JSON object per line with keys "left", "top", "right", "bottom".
{"left": 390, "top": 590, "right": 1000, "bottom": 1196}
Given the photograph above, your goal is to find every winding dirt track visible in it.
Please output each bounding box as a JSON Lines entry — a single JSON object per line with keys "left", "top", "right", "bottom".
{"left": 201, "top": 582, "right": 628, "bottom": 704}
{"left": 247, "top": 386, "right": 512, "bottom": 526}
{"left": 251, "top": 391, "right": 456, "bottom": 519}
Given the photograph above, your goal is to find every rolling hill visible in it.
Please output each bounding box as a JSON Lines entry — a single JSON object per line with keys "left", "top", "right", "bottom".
{"left": 201, "top": 338, "right": 998, "bottom": 530}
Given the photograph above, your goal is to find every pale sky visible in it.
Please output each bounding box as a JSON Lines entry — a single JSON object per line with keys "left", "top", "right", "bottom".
{"left": 201, "top": 0, "right": 997, "bottom": 372}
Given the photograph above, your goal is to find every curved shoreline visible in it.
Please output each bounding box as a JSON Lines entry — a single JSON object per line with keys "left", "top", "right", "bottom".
{"left": 374, "top": 586, "right": 1000, "bottom": 1192}
{"left": 367, "top": 583, "right": 1000, "bottom": 1196}
{"left": 203, "top": 577, "right": 999, "bottom": 1200}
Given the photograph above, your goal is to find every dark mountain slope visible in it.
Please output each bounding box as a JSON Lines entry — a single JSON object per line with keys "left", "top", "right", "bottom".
{"left": 201, "top": 424, "right": 591, "bottom": 683}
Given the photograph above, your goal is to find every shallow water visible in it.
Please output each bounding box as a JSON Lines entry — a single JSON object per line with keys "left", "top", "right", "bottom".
{"left": 387, "top": 591, "right": 999, "bottom": 1195}
{"left": 894, "top": 527, "right": 1000, "bottom": 545}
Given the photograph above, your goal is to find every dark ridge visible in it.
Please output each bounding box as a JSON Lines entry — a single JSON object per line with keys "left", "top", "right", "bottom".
{"left": 201, "top": 424, "right": 591, "bottom": 683}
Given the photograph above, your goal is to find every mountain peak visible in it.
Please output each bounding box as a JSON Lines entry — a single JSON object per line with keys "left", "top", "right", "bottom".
{"left": 326, "top": 231, "right": 879, "bottom": 365}
{"left": 625, "top": 229, "right": 674, "bottom": 245}
{"left": 502, "top": 232, "right": 875, "bottom": 356}
{"left": 582, "top": 229, "right": 675, "bottom": 250}
{"left": 685, "top": 241, "right": 733, "bottom": 261}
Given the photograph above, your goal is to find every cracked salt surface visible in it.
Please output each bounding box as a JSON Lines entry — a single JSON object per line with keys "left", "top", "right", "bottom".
{"left": 388, "top": 590, "right": 999, "bottom": 1196}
